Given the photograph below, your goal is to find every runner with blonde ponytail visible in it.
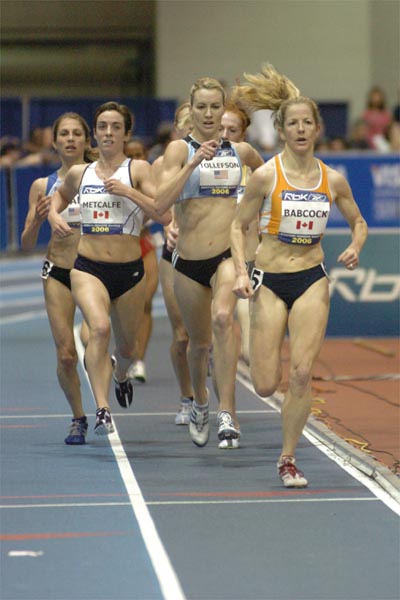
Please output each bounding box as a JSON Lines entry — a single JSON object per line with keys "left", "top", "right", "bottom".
{"left": 231, "top": 64, "right": 367, "bottom": 487}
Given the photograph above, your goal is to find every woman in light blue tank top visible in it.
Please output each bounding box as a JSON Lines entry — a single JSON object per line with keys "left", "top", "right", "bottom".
{"left": 155, "top": 78, "right": 264, "bottom": 450}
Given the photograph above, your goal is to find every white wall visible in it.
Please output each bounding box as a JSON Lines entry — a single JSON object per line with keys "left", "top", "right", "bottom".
{"left": 156, "top": 0, "right": 399, "bottom": 124}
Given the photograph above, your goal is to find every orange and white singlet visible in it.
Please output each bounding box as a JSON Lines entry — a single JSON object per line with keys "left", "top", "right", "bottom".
{"left": 259, "top": 154, "right": 333, "bottom": 246}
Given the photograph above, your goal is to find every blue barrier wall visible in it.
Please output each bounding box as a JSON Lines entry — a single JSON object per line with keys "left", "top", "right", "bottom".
{"left": 323, "top": 231, "right": 399, "bottom": 337}
{"left": 13, "top": 165, "right": 56, "bottom": 248}
{"left": 1, "top": 97, "right": 177, "bottom": 142}
{"left": 0, "top": 98, "right": 23, "bottom": 139}
{"left": 0, "top": 169, "right": 8, "bottom": 250}
{"left": 320, "top": 154, "right": 400, "bottom": 229}
{"left": 1, "top": 154, "right": 399, "bottom": 338}
{"left": 319, "top": 154, "right": 399, "bottom": 336}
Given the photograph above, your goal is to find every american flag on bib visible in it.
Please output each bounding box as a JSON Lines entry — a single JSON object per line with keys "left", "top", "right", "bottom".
{"left": 214, "top": 170, "right": 228, "bottom": 179}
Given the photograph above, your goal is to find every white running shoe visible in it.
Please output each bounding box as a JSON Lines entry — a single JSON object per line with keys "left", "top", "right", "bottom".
{"left": 217, "top": 410, "right": 240, "bottom": 442}
{"left": 277, "top": 456, "right": 308, "bottom": 488}
{"left": 129, "top": 360, "right": 146, "bottom": 383}
{"left": 174, "top": 398, "right": 193, "bottom": 425}
{"left": 218, "top": 436, "right": 240, "bottom": 449}
{"left": 189, "top": 391, "right": 210, "bottom": 447}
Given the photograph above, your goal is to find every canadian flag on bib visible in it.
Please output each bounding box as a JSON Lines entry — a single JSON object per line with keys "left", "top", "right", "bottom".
{"left": 93, "top": 211, "right": 109, "bottom": 219}
{"left": 296, "top": 221, "right": 313, "bottom": 230}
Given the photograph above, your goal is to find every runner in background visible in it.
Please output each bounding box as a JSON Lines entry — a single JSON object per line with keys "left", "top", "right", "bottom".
{"left": 220, "top": 102, "right": 262, "bottom": 365}
{"left": 153, "top": 102, "right": 195, "bottom": 425}
{"left": 21, "top": 112, "right": 94, "bottom": 445}
{"left": 125, "top": 138, "right": 159, "bottom": 383}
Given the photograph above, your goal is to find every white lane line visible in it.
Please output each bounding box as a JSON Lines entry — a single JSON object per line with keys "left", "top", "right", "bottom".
{"left": 236, "top": 372, "right": 400, "bottom": 516}
{"left": 146, "top": 497, "right": 380, "bottom": 505}
{"left": 0, "top": 497, "right": 379, "bottom": 509}
{"left": 73, "top": 324, "right": 186, "bottom": 600}
{"left": 301, "top": 429, "right": 400, "bottom": 516}
{"left": 0, "top": 409, "right": 274, "bottom": 420}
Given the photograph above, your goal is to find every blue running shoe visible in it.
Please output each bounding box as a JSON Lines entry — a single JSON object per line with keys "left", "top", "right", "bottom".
{"left": 65, "top": 416, "right": 88, "bottom": 445}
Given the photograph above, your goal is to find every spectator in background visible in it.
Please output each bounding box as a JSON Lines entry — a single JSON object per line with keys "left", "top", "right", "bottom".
{"left": 0, "top": 141, "right": 22, "bottom": 167}
{"left": 348, "top": 118, "right": 370, "bottom": 150}
{"left": 314, "top": 140, "right": 330, "bottom": 153}
{"left": 147, "top": 121, "right": 176, "bottom": 163}
{"left": 19, "top": 125, "right": 60, "bottom": 167}
{"left": 125, "top": 137, "right": 150, "bottom": 160}
{"left": 328, "top": 136, "right": 349, "bottom": 152}
{"left": 22, "top": 126, "right": 45, "bottom": 154}
{"left": 361, "top": 85, "right": 392, "bottom": 150}
{"left": 246, "top": 109, "right": 280, "bottom": 154}
{"left": 374, "top": 120, "right": 400, "bottom": 153}
{"left": 392, "top": 84, "right": 400, "bottom": 122}
{"left": 386, "top": 120, "right": 400, "bottom": 152}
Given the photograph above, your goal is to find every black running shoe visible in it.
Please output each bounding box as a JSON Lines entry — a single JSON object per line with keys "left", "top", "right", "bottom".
{"left": 113, "top": 377, "right": 133, "bottom": 408}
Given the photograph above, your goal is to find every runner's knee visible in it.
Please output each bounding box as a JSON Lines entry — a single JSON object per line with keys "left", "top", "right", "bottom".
{"left": 252, "top": 370, "right": 280, "bottom": 398}
{"left": 212, "top": 305, "right": 234, "bottom": 334}
{"left": 57, "top": 347, "right": 78, "bottom": 373}
{"left": 289, "top": 361, "right": 312, "bottom": 393}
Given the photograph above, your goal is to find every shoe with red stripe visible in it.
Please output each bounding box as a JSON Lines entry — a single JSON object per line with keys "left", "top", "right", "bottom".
{"left": 277, "top": 456, "right": 308, "bottom": 488}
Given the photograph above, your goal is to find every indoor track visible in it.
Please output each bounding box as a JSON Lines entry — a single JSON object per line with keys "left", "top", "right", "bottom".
{"left": 1, "top": 255, "right": 399, "bottom": 600}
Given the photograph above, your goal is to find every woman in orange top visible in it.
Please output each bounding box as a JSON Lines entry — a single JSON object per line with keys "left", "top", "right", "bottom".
{"left": 231, "top": 64, "right": 367, "bottom": 487}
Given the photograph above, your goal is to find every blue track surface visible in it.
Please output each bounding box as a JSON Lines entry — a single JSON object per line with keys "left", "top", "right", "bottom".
{"left": 1, "top": 257, "right": 399, "bottom": 600}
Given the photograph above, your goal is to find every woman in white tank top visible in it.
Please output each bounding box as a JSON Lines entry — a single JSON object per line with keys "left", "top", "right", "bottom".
{"left": 49, "top": 102, "right": 170, "bottom": 437}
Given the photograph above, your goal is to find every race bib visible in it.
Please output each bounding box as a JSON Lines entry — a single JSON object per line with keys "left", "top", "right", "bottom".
{"left": 41, "top": 259, "right": 54, "bottom": 280}
{"left": 198, "top": 151, "right": 241, "bottom": 197}
{"left": 80, "top": 189, "right": 124, "bottom": 235}
{"left": 278, "top": 194, "right": 330, "bottom": 245}
{"left": 250, "top": 267, "right": 264, "bottom": 291}
{"left": 60, "top": 203, "right": 81, "bottom": 228}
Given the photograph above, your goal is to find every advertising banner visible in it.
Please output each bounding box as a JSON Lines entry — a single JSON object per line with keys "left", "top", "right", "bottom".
{"left": 323, "top": 231, "right": 399, "bottom": 336}
{"left": 322, "top": 154, "right": 399, "bottom": 229}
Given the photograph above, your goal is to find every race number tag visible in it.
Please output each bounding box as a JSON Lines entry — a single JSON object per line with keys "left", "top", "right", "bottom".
{"left": 41, "top": 259, "right": 54, "bottom": 280}
{"left": 198, "top": 147, "right": 241, "bottom": 197}
{"left": 250, "top": 267, "right": 263, "bottom": 291}
{"left": 278, "top": 194, "right": 330, "bottom": 245}
{"left": 80, "top": 187, "right": 124, "bottom": 235}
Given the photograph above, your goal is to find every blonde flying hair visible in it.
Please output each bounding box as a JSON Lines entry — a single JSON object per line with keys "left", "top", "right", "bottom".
{"left": 232, "top": 63, "right": 321, "bottom": 130}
